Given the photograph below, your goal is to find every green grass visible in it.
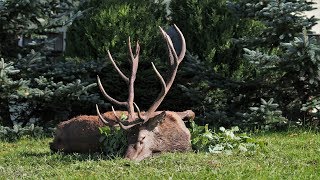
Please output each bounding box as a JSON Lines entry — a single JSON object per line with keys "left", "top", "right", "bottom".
{"left": 0, "top": 131, "right": 320, "bottom": 179}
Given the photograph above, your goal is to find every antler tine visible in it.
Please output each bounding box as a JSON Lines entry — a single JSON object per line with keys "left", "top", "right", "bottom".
{"left": 160, "top": 29, "right": 174, "bottom": 67}
{"left": 110, "top": 106, "right": 133, "bottom": 130}
{"left": 159, "top": 27, "right": 179, "bottom": 64}
{"left": 107, "top": 50, "right": 129, "bottom": 84}
{"left": 133, "top": 102, "right": 143, "bottom": 120}
{"left": 173, "top": 24, "right": 186, "bottom": 62}
{"left": 128, "top": 37, "right": 134, "bottom": 64}
{"left": 128, "top": 37, "right": 140, "bottom": 63}
{"left": 97, "top": 75, "right": 127, "bottom": 106}
{"left": 151, "top": 62, "right": 166, "bottom": 92}
{"left": 111, "top": 106, "right": 142, "bottom": 129}
{"left": 96, "top": 104, "right": 114, "bottom": 126}
{"left": 135, "top": 40, "right": 140, "bottom": 57}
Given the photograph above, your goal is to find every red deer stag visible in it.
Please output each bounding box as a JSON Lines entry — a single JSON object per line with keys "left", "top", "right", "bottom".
{"left": 50, "top": 25, "right": 194, "bottom": 158}
{"left": 96, "top": 24, "right": 191, "bottom": 161}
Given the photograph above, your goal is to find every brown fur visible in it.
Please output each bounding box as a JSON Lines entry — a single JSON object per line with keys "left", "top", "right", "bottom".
{"left": 49, "top": 115, "right": 103, "bottom": 153}
{"left": 50, "top": 110, "right": 194, "bottom": 154}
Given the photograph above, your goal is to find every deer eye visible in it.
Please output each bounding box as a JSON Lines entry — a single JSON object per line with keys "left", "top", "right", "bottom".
{"left": 135, "top": 136, "right": 145, "bottom": 147}
{"left": 139, "top": 136, "right": 145, "bottom": 144}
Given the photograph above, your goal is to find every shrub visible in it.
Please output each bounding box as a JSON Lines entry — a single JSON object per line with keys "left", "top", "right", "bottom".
{"left": 66, "top": 0, "right": 168, "bottom": 60}
{"left": 240, "top": 98, "right": 288, "bottom": 130}
{"left": 99, "top": 126, "right": 127, "bottom": 157}
{"left": 66, "top": 0, "right": 194, "bottom": 112}
{"left": 0, "top": 120, "right": 45, "bottom": 141}
{"left": 172, "top": 0, "right": 319, "bottom": 128}
{"left": 244, "top": 30, "right": 320, "bottom": 126}
{"left": 189, "top": 121, "right": 265, "bottom": 154}
{"left": 1, "top": 54, "right": 108, "bottom": 125}
{"left": 0, "top": 1, "right": 113, "bottom": 126}
{"left": 0, "top": 57, "right": 30, "bottom": 126}
{"left": 169, "top": 0, "right": 263, "bottom": 73}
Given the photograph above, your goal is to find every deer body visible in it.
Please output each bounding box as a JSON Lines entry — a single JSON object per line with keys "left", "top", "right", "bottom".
{"left": 50, "top": 110, "right": 194, "bottom": 153}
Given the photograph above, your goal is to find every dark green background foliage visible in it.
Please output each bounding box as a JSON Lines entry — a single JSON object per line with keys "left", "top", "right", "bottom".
{"left": 238, "top": 0, "right": 316, "bottom": 49}
{"left": 170, "top": 0, "right": 265, "bottom": 74}
{"left": 240, "top": 0, "right": 319, "bottom": 126}
{"left": 170, "top": 0, "right": 240, "bottom": 66}
{"left": 171, "top": 0, "right": 319, "bottom": 128}
{"left": 66, "top": 0, "right": 168, "bottom": 60}
{"left": 244, "top": 30, "right": 320, "bottom": 124}
{"left": 1, "top": 0, "right": 319, "bottom": 130}
{"left": 65, "top": 0, "right": 193, "bottom": 112}
{"left": 0, "top": 0, "right": 81, "bottom": 58}
{"left": 169, "top": 0, "right": 265, "bottom": 126}
{"left": 0, "top": 0, "right": 107, "bottom": 126}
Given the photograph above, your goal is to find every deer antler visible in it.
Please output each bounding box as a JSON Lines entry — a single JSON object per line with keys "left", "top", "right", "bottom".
{"left": 97, "top": 24, "right": 186, "bottom": 129}
{"left": 143, "top": 24, "right": 186, "bottom": 122}
{"left": 96, "top": 37, "right": 142, "bottom": 127}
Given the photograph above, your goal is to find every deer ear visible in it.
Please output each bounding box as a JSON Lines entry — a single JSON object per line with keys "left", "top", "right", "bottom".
{"left": 146, "top": 111, "right": 166, "bottom": 130}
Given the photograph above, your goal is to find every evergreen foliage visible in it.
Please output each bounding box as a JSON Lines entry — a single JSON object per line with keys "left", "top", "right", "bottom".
{"left": 65, "top": 0, "right": 193, "bottom": 112}
{"left": 65, "top": 0, "right": 168, "bottom": 60}
{"left": 235, "top": 0, "right": 318, "bottom": 126}
{"left": 13, "top": 54, "right": 108, "bottom": 124}
{"left": 0, "top": 58, "right": 30, "bottom": 125}
{"left": 238, "top": 0, "right": 319, "bottom": 126}
{"left": 238, "top": 0, "right": 317, "bottom": 49}
{"left": 241, "top": 98, "right": 288, "bottom": 130}
{"left": 0, "top": 121, "right": 45, "bottom": 141}
{"left": 170, "top": 0, "right": 236, "bottom": 62}
{"left": 171, "top": 0, "right": 319, "bottom": 128}
{"left": 0, "top": 0, "right": 108, "bottom": 126}
{"left": 0, "top": 0, "right": 82, "bottom": 57}
{"left": 244, "top": 29, "right": 320, "bottom": 124}
{"left": 1, "top": 0, "right": 319, "bottom": 130}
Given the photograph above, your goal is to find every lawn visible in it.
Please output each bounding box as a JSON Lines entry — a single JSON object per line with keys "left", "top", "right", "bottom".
{"left": 0, "top": 131, "right": 319, "bottom": 179}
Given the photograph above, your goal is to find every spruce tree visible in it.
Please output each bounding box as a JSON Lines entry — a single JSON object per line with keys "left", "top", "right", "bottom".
{"left": 238, "top": 0, "right": 317, "bottom": 49}
{"left": 0, "top": 0, "right": 107, "bottom": 126}
{"left": 242, "top": 0, "right": 320, "bottom": 124}
{"left": 170, "top": 0, "right": 319, "bottom": 127}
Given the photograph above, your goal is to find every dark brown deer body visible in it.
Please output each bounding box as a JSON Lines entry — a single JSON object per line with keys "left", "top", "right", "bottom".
{"left": 49, "top": 110, "right": 194, "bottom": 153}
{"left": 49, "top": 115, "right": 103, "bottom": 153}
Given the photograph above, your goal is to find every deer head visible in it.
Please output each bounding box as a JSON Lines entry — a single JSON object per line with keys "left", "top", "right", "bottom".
{"left": 96, "top": 25, "right": 191, "bottom": 161}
